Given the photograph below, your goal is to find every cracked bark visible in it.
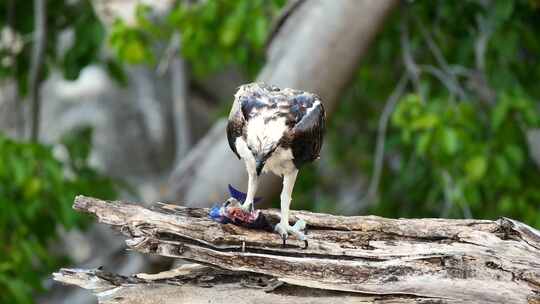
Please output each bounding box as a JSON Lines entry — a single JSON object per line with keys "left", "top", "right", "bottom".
{"left": 54, "top": 264, "right": 442, "bottom": 304}
{"left": 54, "top": 195, "right": 540, "bottom": 304}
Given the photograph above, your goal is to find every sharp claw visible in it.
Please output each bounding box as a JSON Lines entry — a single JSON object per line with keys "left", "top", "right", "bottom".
{"left": 275, "top": 221, "right": 308, "bottom": 249}
{"left": 240, "top": 203, "right": 251, "bottom": 212}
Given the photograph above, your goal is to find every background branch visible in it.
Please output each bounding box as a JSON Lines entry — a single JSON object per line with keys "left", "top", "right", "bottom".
{"left": 168, "top": 32, "right": 191, "bottom": 165}
{"left": 416, "top": 20, "right": 467, "bottom": 101}
{"left": 29, "top": 0, "right": 46, "bottom": 141}
{"left": 6, "top": 0, "right": 24, "bottom": 138}
{"left": 362, "top": 74, "right": 408, "bottom": 205}
{"left": 400, "top": 9, "right": 421, "bottom": 98}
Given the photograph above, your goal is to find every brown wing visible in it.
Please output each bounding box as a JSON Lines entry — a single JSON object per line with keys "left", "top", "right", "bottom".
{"left": 226, "top": 95, "right": 246, "bottom": 159}
{"left": 287, "top": 100, "right": 326, "bottom": 168}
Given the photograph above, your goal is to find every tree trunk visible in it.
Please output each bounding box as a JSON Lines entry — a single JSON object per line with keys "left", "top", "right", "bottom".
{"left": 165, "top": 0, "right": 399, "bottom": 206}
{"left": 54, "top": 195, "right": 540, "bottom": 304}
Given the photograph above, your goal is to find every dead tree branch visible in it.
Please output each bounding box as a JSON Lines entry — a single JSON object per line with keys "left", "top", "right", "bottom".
{"left": 54, "top": 264, "right": 438, "bottom": 304}
{"left": 55, "top": 195, "right": 540, "bottom": 304}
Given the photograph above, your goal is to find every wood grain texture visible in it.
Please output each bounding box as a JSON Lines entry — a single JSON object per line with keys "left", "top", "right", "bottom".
{"left": 63, "top": 195, "right": 540, "bottom": 304}
{"left": 53, "top": 264, "right": 445, "bottom": 304}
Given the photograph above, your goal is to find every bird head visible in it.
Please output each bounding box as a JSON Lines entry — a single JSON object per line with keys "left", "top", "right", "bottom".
{"left": 248, "top": 143, "right": 277, "bottom": 176}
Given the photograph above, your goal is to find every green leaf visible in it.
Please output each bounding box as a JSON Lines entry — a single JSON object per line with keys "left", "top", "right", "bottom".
{"left": 0, "top": 131, "right": 119, "bottom": 303}
{"left": 105, "top": 59, "right": 128, "bottom": 86}
{"left": 491, "top": 100, "right": 509, "bottom": 130}
{"left": 122, "top": 40, "right": 147, "bottom": 64}
{"left": 220, "top": 21, "right": 238, "bottom": 47}
{"left": 499, "top": 195, "right": 513, "bottom": 212}
{"left": 492, "top": 1, "right": 514, "bottom": 26}
{"left": 252, "top": 17, "right": 268, "bottom": 48}
{"left": 463, "top": 185, "right": 481, "bottom": 205}
{"left": 504, "top": 145, "right": 524, "bottom": 167}
{"left": 411, "top": 113, "right": 439, "bottom": 130}
{"left": 494, "top": 155, "right": 511, "bottom": 178}
{"left": 1, "top": 276, "right": 32, "bottom": 304}
{"left": 401, "top": 130, "right": 412, "bottom": 144}
{"left": 465, "top": 156, "right": 487, "bottom": 181}
{"left": 415, "top": 132, "right": 432, "bottom": 156}
{"left": 440, "top": 128, "right": 459, "bottom": 155}
{"left": 23, "top": 178, "right": 41, "bottom": 200}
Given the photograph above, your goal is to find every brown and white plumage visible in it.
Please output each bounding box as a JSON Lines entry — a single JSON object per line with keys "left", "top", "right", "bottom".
{"left": 226, "top": 82, "right": 325, "bottom": 247}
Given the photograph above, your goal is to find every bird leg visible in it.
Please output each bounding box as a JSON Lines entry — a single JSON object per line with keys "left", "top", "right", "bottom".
{"left": 274, "top": 170, "right": 308, "bottom": 248}
{"left": 241, "top": 172, "right": 258, "bottom": 212}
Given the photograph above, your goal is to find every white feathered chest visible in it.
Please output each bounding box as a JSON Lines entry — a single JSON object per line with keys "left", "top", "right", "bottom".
{"left": 227, "top": 83, "right": 325, "bottom": 176}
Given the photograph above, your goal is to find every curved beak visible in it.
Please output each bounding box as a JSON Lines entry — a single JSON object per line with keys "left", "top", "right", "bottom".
{"left": 256, "top": 158, "right": 265, "bottom": 176}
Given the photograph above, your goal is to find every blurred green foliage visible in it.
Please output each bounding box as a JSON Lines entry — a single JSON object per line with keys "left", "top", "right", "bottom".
{"left": 0, "top": 0, "right": 111, "bottom": 94}
{"left": 109, "top": 0, "right": 540, "bottom": 227}
{"left": 109, "top": 5, "right": 159, "bottom": 66}
{"left": 109, "top": 0, "right": 286, "bottom": 77}
{"left": 0, "top": 128, "right": 118, "bottom": 304}
{"left": 316, "top": 0, "right": 540, "bottom": 226}
{"left": 388, "top": 92, "right": 540, "bottom": 224}
{"left": 0, "top": 2, "right": 120, "bottom": 302}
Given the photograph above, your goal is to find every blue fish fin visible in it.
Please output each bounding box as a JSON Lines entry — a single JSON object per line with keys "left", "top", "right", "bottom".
{"left": 228, "top": 184, "right": 247, "bottom": 202}
{"left": 228, "top": 184, "right": 264, "bottom": 205}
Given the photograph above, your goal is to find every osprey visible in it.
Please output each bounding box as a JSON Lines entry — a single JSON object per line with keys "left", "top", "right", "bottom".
{"left": 226, "top": 83, "right": 325, "bottom": 247}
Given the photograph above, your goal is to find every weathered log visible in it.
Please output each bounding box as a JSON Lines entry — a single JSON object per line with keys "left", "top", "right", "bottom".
{"left": 53, "top": 195, "right": 540, "bottom": 303}
{"left": 54, "top": 264, "right": 445, "bottom": 304}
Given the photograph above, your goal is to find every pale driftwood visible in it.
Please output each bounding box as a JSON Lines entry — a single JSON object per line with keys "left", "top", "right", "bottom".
{"left": 166, "top": 0, "right": 399, "bottom": 206}
{"left": 54, "top": 264, "right": 436, "bottom": 304}
{"left": 54, "top": 195, "right": 540, "bottom": 304}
